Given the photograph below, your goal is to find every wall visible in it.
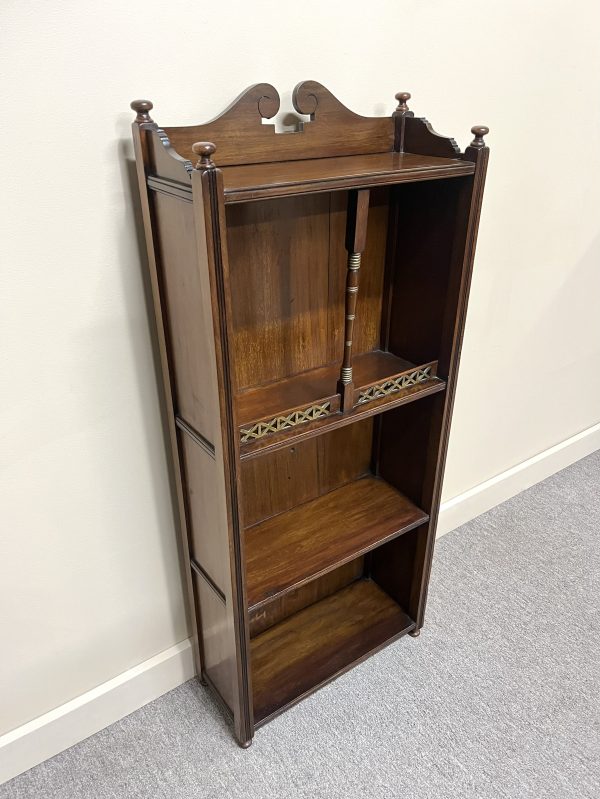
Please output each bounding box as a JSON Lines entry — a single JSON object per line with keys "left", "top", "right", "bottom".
{"left": 1, "top": 0, "right": 599, "bottom": 778}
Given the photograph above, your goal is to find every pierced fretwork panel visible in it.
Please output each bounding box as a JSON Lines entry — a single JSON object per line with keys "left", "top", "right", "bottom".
{"left": 240, "top": 402, "right": 331, "bottom": 444}
{"left": 357, "top": 367, "right": 433, "bottom": 406}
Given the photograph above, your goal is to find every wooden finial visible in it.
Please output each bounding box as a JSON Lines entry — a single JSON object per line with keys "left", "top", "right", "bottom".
{"left": 130, "top": 99, "right": 154, "bottom": 123}
{"left": 395, "top": 91, "right": 411, "bottom": 113}
{"left": 470, "top": 125, "right": 489, "bottom": 148}
{"left": 192, "top": 141, "right": 217, "bottom": 170}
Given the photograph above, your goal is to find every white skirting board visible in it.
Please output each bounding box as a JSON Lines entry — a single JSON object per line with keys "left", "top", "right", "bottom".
{"left": 0, "top": 640, "right": 195, "bottom": 785}
{"left": 1, "top": 422, "right": 598, "bottom": 786}
{"left": 436, "top": 422, "right": 600, "bottom": 538}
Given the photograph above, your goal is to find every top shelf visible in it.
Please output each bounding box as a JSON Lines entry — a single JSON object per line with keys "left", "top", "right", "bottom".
{"left": 220, "top": 152, "right": 475, "bottom": 203}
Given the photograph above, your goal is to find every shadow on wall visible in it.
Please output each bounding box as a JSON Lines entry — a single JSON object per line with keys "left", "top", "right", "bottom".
{"left": 115, "top": 128, "right": 194, "bottom": 642}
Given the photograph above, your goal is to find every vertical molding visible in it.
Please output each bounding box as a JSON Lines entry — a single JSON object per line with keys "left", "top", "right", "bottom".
{"left": 192, "top": 159, "right": 254, "bottom": 747}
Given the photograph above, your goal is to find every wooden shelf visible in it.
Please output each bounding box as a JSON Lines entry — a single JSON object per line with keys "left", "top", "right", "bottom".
{"left": 251, "top": 578, "right": 414, "bottom": 723}
{"left": 237, "top": 350, "right": 445, "bottom": 459}
{"left": 245, "top": 475, "right": 428, "bottom": 609}
{"left": 221, "top": 152, "right": 475, "bottom": 203}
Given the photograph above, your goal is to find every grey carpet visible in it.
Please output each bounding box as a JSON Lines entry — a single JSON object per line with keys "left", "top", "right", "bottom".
{"left": 3, "top": 451, "right": 599, "bottom": 799}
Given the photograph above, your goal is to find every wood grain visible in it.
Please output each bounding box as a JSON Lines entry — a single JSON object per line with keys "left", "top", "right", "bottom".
{"left": 237, "top": 351, "right": 429, "bottom": 426}
{"left": 240, "top": 420, "right": 373, "bottom": 527}
{"left": 248, "top": 559, "right": 363, "bottom": 637}
{"left": 245, "top": 475, "right": 428, "bottom": 608}
{"left": 192, "top": 571, "right": 235, "bottom": 710}
{"left": 251, "top": 579, "right": 414, "bottom": 722}
{"left": 164, "top": 81, "right": 394, "bottom": 168}
{"left": 226, "top": 194, "right": 331, "bottom": 390}
{"left": 220, "top": 152, "right": 474, "bottom": 203}
{"left": 180, "top": 430, "right": 231, "bottom": 593}
{"left": 239, "top": 374, "right": 445, "bottom": 460}
{"left": 154, "top": 192, "right": 219, "bottom": 442}
{"left": 386, "top": 179, "right": 464, "bottom": 367}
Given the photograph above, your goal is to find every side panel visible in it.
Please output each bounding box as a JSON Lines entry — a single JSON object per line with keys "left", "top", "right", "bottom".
{"left": 180, "top": 431, "right": 233, "bottom": 602}
{"left": 378, "top": 146, "right": 489, "bottom": 627}
{"left": 192, "top": 572, "right": 236, "bottom": 710}
{"left": 146, "top": 178, "right": 240, "bottom": 720}
{"left": 130, "top": 121, "right": 201, "bottom": 676}
{"left": 154, "top": 193, "right": 219, "bottom": 442}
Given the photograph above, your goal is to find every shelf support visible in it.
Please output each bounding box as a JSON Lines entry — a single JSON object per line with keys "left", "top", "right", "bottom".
{"left": 337, "top": 189, "right": 370, "bottom": 411}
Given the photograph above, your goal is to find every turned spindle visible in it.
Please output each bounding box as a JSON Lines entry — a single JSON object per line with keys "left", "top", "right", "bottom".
{"left": 192, "top": 141, "right": 217, "bottom": 170}
{"left": 469, "top": 125, "right": 489, "bottom": 149}
{"left": 337, "top": 189, "right": 370, "bottom": 411}
{"left": 130, "top": 99, "right": 154, "bottom": 124}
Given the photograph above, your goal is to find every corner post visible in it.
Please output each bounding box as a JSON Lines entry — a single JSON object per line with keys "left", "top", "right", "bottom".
{"left": 191, "top": 141, "right": 254, "bottom": 749}
{"left": 410, "top": 124, "right": 490, "bottom": 633}
{"left": 337, "top": 189, "right": 370, "bottom": 411}
{"left": 129, "top": 100, "right": 204, "bottom": 677}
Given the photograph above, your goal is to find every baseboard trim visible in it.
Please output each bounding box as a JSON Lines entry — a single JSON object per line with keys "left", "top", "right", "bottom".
{"left": 0, "top": 639, "right": 195, "bottom": 786}
{"left": 437, "top": 422, "right": 600, "bottom": 537}
{"left": 3, "top": 424, "right": 599, "bottom": 785}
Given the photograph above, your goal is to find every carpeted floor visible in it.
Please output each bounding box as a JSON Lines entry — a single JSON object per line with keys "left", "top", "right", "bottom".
{"left": 3, "top": 451, "right": 599, "bottom": 799}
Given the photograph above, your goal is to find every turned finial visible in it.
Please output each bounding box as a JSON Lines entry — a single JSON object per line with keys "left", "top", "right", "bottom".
{"left": 395, "top": 91, "right": 411, "bottom": 113}
{"left": 130, "top": 99, "right": 154, "bottom": 123}
{"left": 470, "top": 125, "right": 489, "bottom": 148}
{"left": 192, "top": 141, "right": 217, "bottom": 170}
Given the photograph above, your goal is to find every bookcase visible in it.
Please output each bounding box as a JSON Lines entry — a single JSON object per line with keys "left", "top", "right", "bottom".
{"left": 130, "top": 81, "right": 489, "bottom": 747}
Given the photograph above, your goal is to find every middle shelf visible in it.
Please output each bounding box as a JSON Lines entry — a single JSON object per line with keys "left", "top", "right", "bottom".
{"left": 237, "top": 350, "right": 445, "bottom": 459}
{"left": 245, "top": 474, "right": 428, "bottom": 610}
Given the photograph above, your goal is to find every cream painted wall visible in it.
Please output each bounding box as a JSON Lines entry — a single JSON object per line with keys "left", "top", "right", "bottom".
{"left": 1, "top": 0, "right": 599, "bottom": 736}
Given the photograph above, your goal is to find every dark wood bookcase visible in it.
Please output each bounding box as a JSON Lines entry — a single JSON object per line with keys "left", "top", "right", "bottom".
{"left": 130, "top": 82, "right": 489, "bottom": 747}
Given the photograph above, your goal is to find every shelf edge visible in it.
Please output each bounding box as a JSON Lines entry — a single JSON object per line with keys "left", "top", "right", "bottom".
{"left": 240, "top": 378, "right": 446, "bottom": 461}
{"left": 224, "top": 163, "right": 475, "bottom": 204}
{"left": 247, "top": 509, "right": 429, "bottom": 612}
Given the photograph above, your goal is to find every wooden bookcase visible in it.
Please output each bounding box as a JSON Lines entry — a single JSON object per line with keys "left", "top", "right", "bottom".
{"left": 130, "top": 82, "right": 489, "bottom": 747}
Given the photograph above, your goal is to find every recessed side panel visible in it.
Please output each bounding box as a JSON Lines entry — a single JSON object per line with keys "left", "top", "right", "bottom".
{"left": 386, "top": 178, "right": 467, "bottom": 369}
{"left": 377, "top": 394, "right": 438, "bottom": 510}
{"left": 192, "top": 571, "right": 236, "bottom": 711}
{"left": 369, "top": 525, "right": 423, "bottom": 611}
{"left": 153, "top": 192, "right": 219, "bottom": 442}
{"left": 180, "top": 432, "right": 231, "bottom": 594}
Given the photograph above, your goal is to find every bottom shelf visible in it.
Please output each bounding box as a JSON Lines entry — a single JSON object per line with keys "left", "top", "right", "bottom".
{"left": 251, "top": 578, "right": 414, "bottom": 724}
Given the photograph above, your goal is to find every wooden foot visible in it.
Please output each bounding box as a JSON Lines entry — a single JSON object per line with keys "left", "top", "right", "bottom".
{"left": 199, "top": 675, "right": 208, "bottom": 686}
{"left": 238, "top": 738, "right": 253, "bottom": 749}
{"left": 409, "top": 628, "right": 421, "bottom": 638}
